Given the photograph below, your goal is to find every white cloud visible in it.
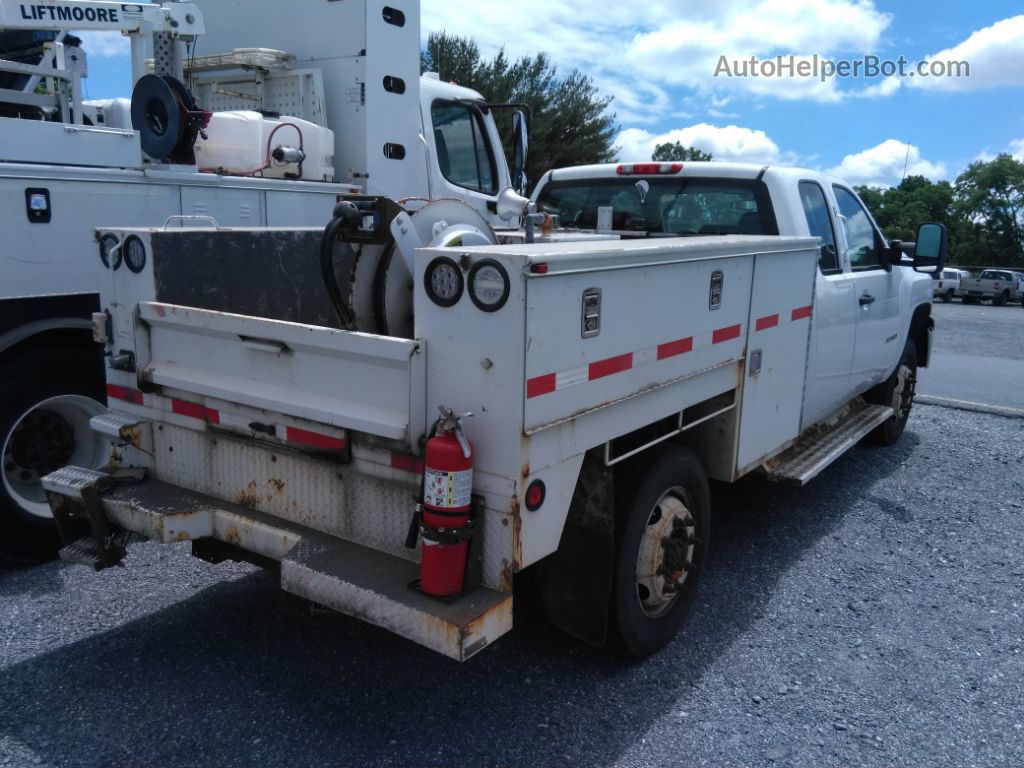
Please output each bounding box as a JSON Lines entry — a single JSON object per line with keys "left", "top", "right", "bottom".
{"left": 76, "top": 31, "right": 130, "bottom": 59}
{"left": 826, "top": 139, "right": 947, "bottom": 187}
{"left": 1009, "top": 139, "right": 1024, "bottom": 161}
{"left": 422, "top": 0, "right": 892, "bottom": 116}
{"left": 908, "top": 15, "right": 1024, "bottom": 92}
{"left": 616, "top": 123, "right": 782, "bottom": 164}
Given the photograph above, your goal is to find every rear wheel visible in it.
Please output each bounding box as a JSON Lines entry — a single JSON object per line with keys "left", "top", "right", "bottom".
{"left": 942, "top": 289, "right": 954, "bottom": 303}
{"left": 0, "top": 345, "right": 106, "bottom": 563}
{"left": 865, "top": 340, "right": 917, "bottom": 447}
{"left": 963, "top": 296, "right": 977, "bottom": 304}
{"left": 993, "top": 291, "right": 1008, "bottom": 307}
{"left": 610, "top": 445, "right": 710, "bottom": 658}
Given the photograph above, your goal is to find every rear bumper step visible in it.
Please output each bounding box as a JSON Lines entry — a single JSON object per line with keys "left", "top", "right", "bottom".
{"left": 49, "top": 473, "right": 512, "bottom": 661}
{"left": 763, "top": 403, "right": 894, "bottom": 486}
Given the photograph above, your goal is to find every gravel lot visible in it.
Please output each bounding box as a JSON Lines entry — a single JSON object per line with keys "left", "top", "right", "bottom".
{"left": 2, "top": 402, "right": 1022, "bottom": 768}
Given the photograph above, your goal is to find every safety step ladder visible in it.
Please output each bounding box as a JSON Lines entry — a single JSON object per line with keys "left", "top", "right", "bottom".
{"left": 763, "top": 403, "right": 894, "bottom": 486}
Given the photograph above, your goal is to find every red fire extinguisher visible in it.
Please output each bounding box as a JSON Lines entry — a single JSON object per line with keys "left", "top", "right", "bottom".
{"left": 419, "top": 407, "right": 474, "bottom": 597}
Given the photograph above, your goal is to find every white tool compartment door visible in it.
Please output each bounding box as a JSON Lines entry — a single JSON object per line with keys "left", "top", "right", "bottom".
{"left": 524, "top": 256, "right": 753, "bottom": 433}
{"left": 736, "top": 247, "right": 817, "bottom": 469}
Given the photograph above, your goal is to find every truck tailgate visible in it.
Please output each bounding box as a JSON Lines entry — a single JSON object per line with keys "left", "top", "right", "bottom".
{"left": 137, "top": 302, "right": 425, "bottom": 445}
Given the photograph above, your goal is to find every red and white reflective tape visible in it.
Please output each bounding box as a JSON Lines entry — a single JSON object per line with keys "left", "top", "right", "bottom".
{"left": 106, "top": 385, "right": 347, "bottom": 454}
{"left": 527, "top": 321, "right": 743, "bottom": 399}
{"left": 526, "top": 305, "right": 813, "bottom": 400}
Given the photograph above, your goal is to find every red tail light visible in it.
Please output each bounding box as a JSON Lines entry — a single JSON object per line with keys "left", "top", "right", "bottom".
{"left": 616, "top": 163, "right": 683, "bottom": 176}
{"left": 530, "top": 262, "right": 549, "bottom": 274}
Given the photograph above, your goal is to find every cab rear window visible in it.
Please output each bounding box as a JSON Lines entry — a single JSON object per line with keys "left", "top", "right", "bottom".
{"left": 535, "top": 177, "right": 778, "bottom": 236}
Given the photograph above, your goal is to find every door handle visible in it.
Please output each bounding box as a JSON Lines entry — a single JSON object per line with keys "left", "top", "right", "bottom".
{"left": 859, "top": 293, "right": 876, "bottom": 306}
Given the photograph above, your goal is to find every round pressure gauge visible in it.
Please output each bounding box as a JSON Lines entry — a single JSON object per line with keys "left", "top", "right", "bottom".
{"left": 124, "top": 235, "right": 147, "bottom": 274}
{"left": 468, "top": 259, "right": 510, "bottom": 312}
{"left": 98, "top": 233, "right": 121, "bottom": 270}
{"left": 424, "top": 256, "right": 464, "bottom": 307}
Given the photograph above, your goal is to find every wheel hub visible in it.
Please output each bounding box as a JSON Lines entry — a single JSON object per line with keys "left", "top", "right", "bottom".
{"left": 635, "top": 489, "right": 697, "bottom": 618}
{"left": 7, "top": 408, "right": 75, "bottom": 475}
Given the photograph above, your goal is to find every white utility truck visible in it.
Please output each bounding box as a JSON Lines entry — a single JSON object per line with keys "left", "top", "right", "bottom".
{"left": 0, "top": 0, "right": 528, "bottom": 560}
{"left": 44, "top": 161, "right": 946, "bottom": 660}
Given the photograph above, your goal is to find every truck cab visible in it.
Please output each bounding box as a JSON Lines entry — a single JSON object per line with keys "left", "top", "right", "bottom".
{"left": 532, "top": 161, "right": 935, "bottom": 430}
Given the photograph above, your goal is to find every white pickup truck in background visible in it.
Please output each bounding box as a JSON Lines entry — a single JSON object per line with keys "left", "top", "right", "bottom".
{"left": 957, "top": 268, "right": 1024, "bottom": 306}
{"left": 932, "top": 268, "right": 970, "bottom": 302}
{"left": 43, "top": 164, "right": 946, "bottom": 661}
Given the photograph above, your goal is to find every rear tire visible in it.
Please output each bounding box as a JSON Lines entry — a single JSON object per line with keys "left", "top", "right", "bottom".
{"left": 609, "top": 445, "right": 710, "bottom": 658}
{"left": 942, "top": 289, "right": 954, "bottom": 303}
{"left": 993, "top": 291, "right": 1008, "bottom": 307}
{"left": 0, "top": 344, "right": 106, "bottom": 563}
{"left": 865, "top": 340, "right": 916, "bottom": 447}
{"left": 963, "top": 296, "right": 977, "bottom": 305}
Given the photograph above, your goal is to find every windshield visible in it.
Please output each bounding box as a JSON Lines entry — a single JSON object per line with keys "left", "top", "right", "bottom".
{"left": 535, "top": 177, "right": 779, "bottom": 236}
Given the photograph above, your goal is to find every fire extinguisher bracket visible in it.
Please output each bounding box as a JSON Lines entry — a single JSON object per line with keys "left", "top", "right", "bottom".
{"left": 407, "top": 494, "right": 486, "bottom": 603}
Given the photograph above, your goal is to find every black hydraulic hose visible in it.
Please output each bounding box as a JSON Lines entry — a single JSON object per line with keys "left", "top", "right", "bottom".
{"left": 319, "top": 202, "right": 361, "bottom": 329}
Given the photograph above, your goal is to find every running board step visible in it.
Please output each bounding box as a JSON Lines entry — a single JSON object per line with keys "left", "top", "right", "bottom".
{"left": 763, "top": 404, "right": 894, "bottom": 486}
{"left": 93, "top": 479, "right": 512, "bottom": 662}
{"left": 59, "top": 537, "right": 113, "bottom": 570}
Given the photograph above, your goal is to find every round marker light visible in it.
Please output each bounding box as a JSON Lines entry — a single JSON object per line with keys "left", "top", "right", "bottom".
{"left": 424, "top": 256, "right": 464, "bottom": 307}
{"left": 98, "top": 233, "right": 121, "bottom": 270}
{"left": 124, "top": 235, "right": 147, "bottom": 273}
{"left": 525, "top": 479, "right": 546, "bottom": 512}
{"left": 468, "top": 259, "right": 510, "bottom": 312}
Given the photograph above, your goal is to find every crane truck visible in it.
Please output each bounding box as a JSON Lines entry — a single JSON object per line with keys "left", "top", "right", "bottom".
{"left": 0, "top": 0, "right": 529, "bottom": 561}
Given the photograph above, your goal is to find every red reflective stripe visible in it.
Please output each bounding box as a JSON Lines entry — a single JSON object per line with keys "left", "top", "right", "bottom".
{"left": 657, "top": 336, "right": 694, "bottom": 360}
{"left": 791, "top": 305, "right": 813, "bottom": 321}
{"left": 755, "top": 314, "right": 779, "bottom": 332}
{"left": 391, "top": 452, "right": 424, "bottom": 474}
{"left": 286, "top": 426, "right": 345, "bottom": 452}
{"left": 106, "top": 383, "right": 143, "bottom": 404}
{"left": 171, "top": 399, "right": 220, "bottom": 424}
{"left": 712, "top": 324, "right": 742, "bottom": 344}
{"left": 526, "top": 373, "right": 557, "bottom": 398}
{"left": 589, "top": 353, "right": 633, "bottom": 380}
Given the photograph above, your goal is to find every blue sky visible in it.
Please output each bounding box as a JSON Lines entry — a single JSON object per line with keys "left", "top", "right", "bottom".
{"left": 81, "top": 0, "right": 1024, "bottom": 187}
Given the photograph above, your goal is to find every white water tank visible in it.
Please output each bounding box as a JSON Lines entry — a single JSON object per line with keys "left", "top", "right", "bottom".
{"left": 194, "top": 111, "right": 335, "bottom": 181}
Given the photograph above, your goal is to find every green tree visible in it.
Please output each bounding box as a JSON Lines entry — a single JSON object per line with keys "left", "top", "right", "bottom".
{"left": 951, "top": 154, "right": 1024, "bottom": 268}
{"left": 651, "top": 142, "right": 713, "bottom": 162}
{"left": 421, "top": 32, "right": 617, "bottom": 192}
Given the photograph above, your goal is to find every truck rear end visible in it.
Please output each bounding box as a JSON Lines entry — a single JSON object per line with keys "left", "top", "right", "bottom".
{"left": 46, "top": 221, "right": 819, "bottom": 660}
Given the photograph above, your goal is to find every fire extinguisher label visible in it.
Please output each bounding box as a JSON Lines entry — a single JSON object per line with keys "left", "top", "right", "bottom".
{"left": 424, "top": 467, "right": 473, "bottom": 509}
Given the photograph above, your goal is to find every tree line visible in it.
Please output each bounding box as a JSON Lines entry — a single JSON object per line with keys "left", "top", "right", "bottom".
{"left": 856, "top": 155, "right": 1024, "bottom": 269}
{"left": 423, "top": 33, "right": 1023, "bottom": 268}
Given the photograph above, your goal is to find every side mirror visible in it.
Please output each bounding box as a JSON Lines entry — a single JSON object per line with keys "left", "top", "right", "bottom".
{"left": 912, "top": 222, "right": 948, "bottom": 274}
{"left": 511, "top": 110, "right": 529, "bottom": 195}
{"left": 496, "top": 186, "right": 531, "bottom": 221}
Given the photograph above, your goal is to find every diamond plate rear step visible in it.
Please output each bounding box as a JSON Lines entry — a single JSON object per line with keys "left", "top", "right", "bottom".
{"left": 59, "top": 537, "right": 112, "bottom": 570}
{"left": 93, "top": 478, "right": 512, "bottom": 661}
{"left": 41, "top": 465, "right": 112, "bottom": 499}
{"left": 763, "top": 403, "right": 894, "bottom": 486}
{"left": 90, "top": 411, "right": 145, "bottom": 441}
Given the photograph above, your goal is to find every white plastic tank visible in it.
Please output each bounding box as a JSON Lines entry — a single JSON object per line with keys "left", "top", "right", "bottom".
{"left": 83, "top": 98, "right": 133, "bottom": 130}
{"left": 194, "top": 111, "right": 335, "bottom": 181}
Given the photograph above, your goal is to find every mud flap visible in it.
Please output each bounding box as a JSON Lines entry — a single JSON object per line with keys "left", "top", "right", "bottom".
{"left": 538, "top": 454, "right": 615, "bottom": 647}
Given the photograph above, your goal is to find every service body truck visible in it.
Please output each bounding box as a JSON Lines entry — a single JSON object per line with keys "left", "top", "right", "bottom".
{"left": 0, "top": 0, "right": 527, "bottom": 560}
{"left": 45, "top": 160, "right": 946, "bottom": 660}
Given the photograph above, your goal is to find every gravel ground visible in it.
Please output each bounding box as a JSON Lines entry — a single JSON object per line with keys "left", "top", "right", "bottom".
{"left": 1, "top": 403, "right": 1022, "bottom": 768}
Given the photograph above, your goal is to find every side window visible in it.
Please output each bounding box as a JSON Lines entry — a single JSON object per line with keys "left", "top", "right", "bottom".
{"left": 798, "top": 181, "right": 840, "bottom": 274}
{"left": 430, "top": 100, "right": 496, "bottom": 194}
{"left": 833, "top": 186, "right": 881, "bottom": 270}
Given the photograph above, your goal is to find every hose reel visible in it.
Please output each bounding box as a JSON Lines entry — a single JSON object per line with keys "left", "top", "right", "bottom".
{"left": 130, "top": 73, "right": 208, "bottom": 164}
{"left": 320, "top": 197, "right": 497, "bottom": 339}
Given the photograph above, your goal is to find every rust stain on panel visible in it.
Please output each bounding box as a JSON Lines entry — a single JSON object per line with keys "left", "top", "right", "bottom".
{"left": 236, "top": 482, "right": 262, "bottom": 510}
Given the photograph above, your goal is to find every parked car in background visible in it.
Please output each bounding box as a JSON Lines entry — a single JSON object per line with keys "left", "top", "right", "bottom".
{"left": 958, "top": 269, "right": 1024, "bottom": 305}
{"left": 933, "top": 268, "right": 969, "bottom": 302}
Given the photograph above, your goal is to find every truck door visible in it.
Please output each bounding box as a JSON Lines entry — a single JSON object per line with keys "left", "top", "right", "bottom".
{"left": 798, "top": 180, "right": 857, "bottom": 429}
{"left": 832, "top": 185, "right": 901, "bottom": 393}
{"left": 426, "top": 99, "right": 507, "bottom": 228}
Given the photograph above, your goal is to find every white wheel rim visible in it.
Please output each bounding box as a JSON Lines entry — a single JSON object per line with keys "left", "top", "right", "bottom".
{"left": 2, "top": 395, "right": 106, "bottom": 519}
{"left": 891, "top": 363, "right": 915, "bottom": 421}
{"left": 635, "top": 487, "right": 696, "bottom": 619}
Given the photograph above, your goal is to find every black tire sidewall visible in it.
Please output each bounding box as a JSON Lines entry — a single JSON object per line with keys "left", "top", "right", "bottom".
{"left": 869, "top": 340, "right": 917, "bottom": 446}
{"left": 0, "top": 344, "right": 105, "bottom": 560}
{"left": 611, "top": 445, "right": 711, "bottom": 658}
